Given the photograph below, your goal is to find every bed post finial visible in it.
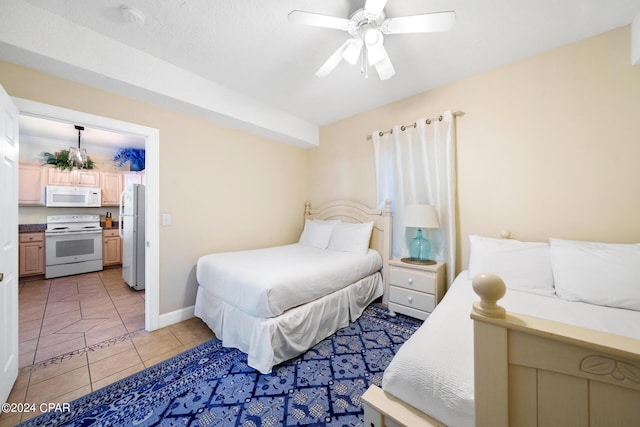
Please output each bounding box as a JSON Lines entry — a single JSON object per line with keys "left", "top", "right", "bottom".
{"left": 472, "top": 273, "right": 507, "bottom": 318}
{"left": 304, "top": 201, "right": 311, "bottom": 217}
{"left": 384, "top": 199, "right": 391, "bottom": 216}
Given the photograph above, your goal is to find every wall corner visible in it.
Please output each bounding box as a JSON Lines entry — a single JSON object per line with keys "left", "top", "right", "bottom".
{"left": 633, "top": 12, "right": 640, "bottom": 65}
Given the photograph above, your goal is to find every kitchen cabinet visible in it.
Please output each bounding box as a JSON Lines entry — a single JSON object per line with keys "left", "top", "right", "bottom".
{"left": 47, "top": 166, "right": 100, "bottom": 187}
{"left": 100, "top": 171, "right": 123, "bottom": 206}
{"left": 103, "top": 229, "right": 122, "bottom": 266}
{"left": 19, "top": 164, "right": 139, "bottom": 206}
{"left": 76, "top": 170, "right": 101, "bottom": 187}
{"left": 19, "top": 232, "right": 45, "bottom": 278}
{"left": 123, "top": 171, "right": 145, "bottom": 191}
{"left": 46, "top": 167, "right": 74, "bottom": 186}
{"left": 19, "top": 163, "right": 47, "bottom": 205}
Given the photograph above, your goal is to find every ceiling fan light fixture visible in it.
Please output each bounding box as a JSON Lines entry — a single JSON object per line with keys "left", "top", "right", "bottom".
{"left": 364, "top": 28, "right": 385, "bottom": 65}
{"left": 343, "top": 39, "right": 363, "bottom": 65}
{"left": 364, "top": 28, "right": 383, "bottom": 47}
{"left": 290, "top": 0, "right": 454, "bottom": 80}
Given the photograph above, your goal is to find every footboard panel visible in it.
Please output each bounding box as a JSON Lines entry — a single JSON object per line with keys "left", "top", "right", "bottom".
{"left": 472, "top": 274, "right": 640, "bottom": 427}
{"left": 506, "top": 330, "right": 640, "bottom": 426}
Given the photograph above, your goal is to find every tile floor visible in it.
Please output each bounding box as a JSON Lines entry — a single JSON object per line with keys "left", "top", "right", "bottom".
{"left": 1, "top": 269, "right": 214, "bottom": 426}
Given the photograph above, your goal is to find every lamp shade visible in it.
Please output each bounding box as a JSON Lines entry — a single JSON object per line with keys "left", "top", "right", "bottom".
{"left": 404, "top": 205, "right": 440, "bottom": 229}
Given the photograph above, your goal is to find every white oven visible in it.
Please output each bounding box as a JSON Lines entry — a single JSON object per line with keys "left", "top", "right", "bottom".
{"left": 45, "top": 214, "right": 103, "bottom": 278}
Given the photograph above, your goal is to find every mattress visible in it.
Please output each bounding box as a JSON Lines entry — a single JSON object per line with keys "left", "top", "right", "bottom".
{"left": 382, "top": 271, "right": 640, "bottom": 427}
{"left": 196, "top": 243, "right": 382, "bottom": 318}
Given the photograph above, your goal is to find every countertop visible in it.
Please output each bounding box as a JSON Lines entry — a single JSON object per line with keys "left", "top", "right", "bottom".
{"left": 100, "top": 221, "right": 120, "bottom": 230}
{"left": 18, "top": 224, "right": 46, "bottom": 233}
{"left": 18, "top": 223, "right": 120, "bottom": 233}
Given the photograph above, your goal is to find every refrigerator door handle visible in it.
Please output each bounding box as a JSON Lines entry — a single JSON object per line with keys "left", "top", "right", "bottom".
{"left": 118, "top": 191, "right": 125, "bottom": 239}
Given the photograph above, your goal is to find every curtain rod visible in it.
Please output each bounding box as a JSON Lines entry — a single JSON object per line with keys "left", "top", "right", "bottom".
{"left": 365, "top": 110, "right": 465, "bottom": 140}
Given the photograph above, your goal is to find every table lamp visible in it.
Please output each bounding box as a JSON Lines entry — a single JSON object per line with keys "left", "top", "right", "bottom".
{"left": 403, "top": 204, "right": 440, "bottom": 265}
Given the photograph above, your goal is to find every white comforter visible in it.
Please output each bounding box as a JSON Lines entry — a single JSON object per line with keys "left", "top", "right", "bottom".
{"left": 196, "top": 243, "right": 382, "bottom": 318}
{"left": 382, "top": 271, "right": 640, "bottom": 427}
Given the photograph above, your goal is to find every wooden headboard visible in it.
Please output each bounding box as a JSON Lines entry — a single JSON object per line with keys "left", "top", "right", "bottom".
{"left": 305, "top": 199, "right": 392, "bottom": 301}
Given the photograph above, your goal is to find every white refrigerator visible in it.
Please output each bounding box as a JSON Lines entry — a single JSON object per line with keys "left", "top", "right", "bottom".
{"left": 119, "top": 184, "right": 145, "bottom": 290}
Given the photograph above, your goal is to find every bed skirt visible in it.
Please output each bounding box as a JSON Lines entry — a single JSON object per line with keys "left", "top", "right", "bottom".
{"left": 194, "top": 272, "right": 383, "bottom": 374}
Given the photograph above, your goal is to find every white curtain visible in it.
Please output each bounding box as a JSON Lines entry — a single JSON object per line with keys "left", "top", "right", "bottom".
{"left": 373, "top": 110, "right": 457, "bottom": 285}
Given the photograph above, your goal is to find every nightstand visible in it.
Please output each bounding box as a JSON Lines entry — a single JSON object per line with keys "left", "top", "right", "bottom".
{"left": 387, "top": 258, "right": 446, "bottom": 320}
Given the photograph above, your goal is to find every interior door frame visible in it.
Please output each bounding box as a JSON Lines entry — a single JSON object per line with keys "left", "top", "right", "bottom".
{"left": 13, "top": 97, "right": 160, "bottom": 332}
{"left": 0, "top": 85, "right": 19, "bottom": 405}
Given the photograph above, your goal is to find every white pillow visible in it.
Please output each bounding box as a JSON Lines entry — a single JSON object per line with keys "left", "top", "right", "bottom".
{"left": 298, "top": 219, "right": 335, "bottom": 249}
{"left": 328, "top": 221, "right": 374, "bottom": 254}
{"left": 550, "top": 238, "right": 640, "bottom": 311}
{"left": 468, "top": 234, "right": 555, "bottom": 296}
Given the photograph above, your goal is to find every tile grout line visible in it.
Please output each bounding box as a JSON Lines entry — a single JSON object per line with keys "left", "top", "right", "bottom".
{"left": 22, "top": 329, "right": 144, "bottom": 375}
{"left": 31, "top": 278, "right": 53, "bottom": 370}
{"left": 11, "top": 270, "right": 157, "bottom": 424}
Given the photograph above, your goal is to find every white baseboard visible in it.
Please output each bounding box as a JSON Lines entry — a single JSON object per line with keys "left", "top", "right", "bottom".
{"left": 158, "top": 305, "right": 195, "bottom": 329}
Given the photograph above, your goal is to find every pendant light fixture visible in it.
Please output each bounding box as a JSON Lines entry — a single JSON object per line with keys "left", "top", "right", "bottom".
{"left": 68, "top": 125, "right": 89, "bottom": 169}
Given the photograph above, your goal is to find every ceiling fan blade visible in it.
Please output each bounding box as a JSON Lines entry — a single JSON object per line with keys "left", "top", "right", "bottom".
{"left": 383, "top": 11, "right": 455, "bottom": 34}
{"left": 316, "top": 39, "right": 352, "bottom": 77}
{"left": 364, "top": 0, "right": 387, "bottom": 16}
{"left": 288, "top": 10, "right": 353, "bottom": 31}
{"left": 374, "top": 47, "right": 395, "bottom": 80}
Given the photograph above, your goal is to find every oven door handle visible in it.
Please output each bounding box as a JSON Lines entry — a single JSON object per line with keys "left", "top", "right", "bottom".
{"left": 46, "top": 230, "right": 103, "bottom": 237}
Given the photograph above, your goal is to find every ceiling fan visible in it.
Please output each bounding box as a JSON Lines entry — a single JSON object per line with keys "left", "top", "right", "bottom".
{"left": 288, "top": 0, "right": 455, "bottom": 80}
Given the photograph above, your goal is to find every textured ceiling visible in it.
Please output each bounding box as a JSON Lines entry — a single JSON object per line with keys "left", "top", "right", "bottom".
{"left": 4, "top": 0, "right": 640, "bottom": 146}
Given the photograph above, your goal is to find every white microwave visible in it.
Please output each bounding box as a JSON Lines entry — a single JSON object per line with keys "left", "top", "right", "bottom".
{"left": 46, "top": 186, "right": 102, "bottom": 207}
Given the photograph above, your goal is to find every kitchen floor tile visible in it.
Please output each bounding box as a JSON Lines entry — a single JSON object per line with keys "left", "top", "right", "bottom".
{"left": 8, "top": 269, "right": 215, "bottom": 425}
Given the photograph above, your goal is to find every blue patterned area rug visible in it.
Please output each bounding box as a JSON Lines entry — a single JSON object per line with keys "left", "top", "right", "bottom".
{"left": 20, "top": 304, "right": 421, "bottom": 427}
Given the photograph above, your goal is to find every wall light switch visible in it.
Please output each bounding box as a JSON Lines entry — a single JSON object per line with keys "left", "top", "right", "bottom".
{"left": 162, "top": 213, "right": 172, "bottom": 226}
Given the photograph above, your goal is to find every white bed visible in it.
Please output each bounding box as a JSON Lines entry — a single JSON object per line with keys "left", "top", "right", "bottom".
{"left": 194, "top": 200, "right": 392, "bottom": 374}
{"left": 363, "top": 234, "right": 640, "bottom": 427}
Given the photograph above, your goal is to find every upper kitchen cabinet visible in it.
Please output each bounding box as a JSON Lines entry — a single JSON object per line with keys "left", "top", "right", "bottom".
{"left": 46, "top": 166, "right": 74, "bottom": 186}
{"left": 123, "top": 171, "right": 145, "bottom": 191}
{"left": 19, "top": 163, "right": 48, "bottom": 205}
{"left": 47, "top": 166, "right": 100, "bottom": 187}
{"left": 101, "top": 171, "right": 123, "bottom": 206}
{"left": 77, "top": 170, "right": 101, "bottom": 187}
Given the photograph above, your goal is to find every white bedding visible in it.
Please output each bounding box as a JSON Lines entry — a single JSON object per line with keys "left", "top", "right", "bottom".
{"left": 195, "top": 272, "right": 383, "bottom": 374}
{"left": 196, "top": 243, "right": 382, "bottom": 318}
{"left": 382, "top": 271, "right": 640, "bottom": 427}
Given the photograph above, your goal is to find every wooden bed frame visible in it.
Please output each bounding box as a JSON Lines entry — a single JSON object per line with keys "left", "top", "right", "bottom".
{"left": 362, "top": 273, "right": 640, "bottom": 427}
{"left": 305, "top": 198, "right": 392, "bottom": 302}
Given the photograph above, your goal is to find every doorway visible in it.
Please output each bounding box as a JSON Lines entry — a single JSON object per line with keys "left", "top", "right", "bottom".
{"left": 13, "top": 97, "right": 160, "bottom": 339}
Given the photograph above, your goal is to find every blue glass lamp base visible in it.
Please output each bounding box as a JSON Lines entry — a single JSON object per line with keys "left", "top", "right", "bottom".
{"left": 407, "top": 229, "right": 435, "bottom": 264}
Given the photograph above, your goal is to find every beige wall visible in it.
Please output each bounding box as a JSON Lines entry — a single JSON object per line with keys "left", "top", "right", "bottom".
{"left": 1, "top": 61, "right": 308, "bottom": 314}
{"left": 310, "top": 26, "right": 640, "bottom": 274}
{"left": 4, "top": 24, "right": 639, "bottom": 312}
